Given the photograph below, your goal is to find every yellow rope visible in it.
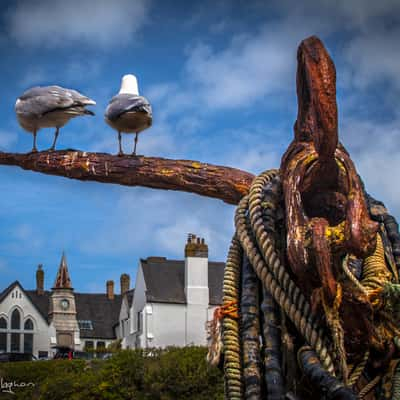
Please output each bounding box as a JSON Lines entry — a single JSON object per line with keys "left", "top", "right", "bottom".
{"left": 322, "top": 283, "right": 348, "bottom": 384}
{"left": 361, "top": 234, "right": 392, "bottom": 302}
{"left": 348, "top": 349, "right": 369, "bottom": 387}
{"left": 358, "top": 375, "right": 381, "bottom": 399}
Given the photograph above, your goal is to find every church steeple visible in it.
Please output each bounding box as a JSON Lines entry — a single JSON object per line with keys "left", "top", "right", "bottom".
{"left": 53, "top": 252, "right": 72, "bottom": 289}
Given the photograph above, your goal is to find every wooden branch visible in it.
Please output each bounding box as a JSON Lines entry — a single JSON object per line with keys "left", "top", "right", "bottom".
{"left": 0, "top": 150, "right": 255, "bottom": 205}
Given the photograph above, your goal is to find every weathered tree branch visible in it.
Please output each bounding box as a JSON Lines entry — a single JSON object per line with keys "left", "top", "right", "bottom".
{"left": 0, "top": 150, "right": 255, "bottom": 205}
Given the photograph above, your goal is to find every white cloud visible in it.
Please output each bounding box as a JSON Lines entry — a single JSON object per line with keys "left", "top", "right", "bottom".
{"left": 79, "top": 189, "right": 234, "bottom": 261}
{"left": 342, "top": 28, "right": 400, "bottom": 90}
{"left": 341, "top": 116, "right": 400, "bottom": 218}
{"left": 184, "top": 27, "right": 297, "bottom": 109}
{"left": 8, "top": 0, "right": 151, "bottom": 48}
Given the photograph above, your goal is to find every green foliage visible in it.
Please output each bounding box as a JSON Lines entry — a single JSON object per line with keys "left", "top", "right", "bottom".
{"left": 0, "top": 347, "right": 224, "bottom": 400}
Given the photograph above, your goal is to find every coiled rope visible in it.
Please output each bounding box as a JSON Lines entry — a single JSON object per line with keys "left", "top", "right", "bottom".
{"left": 219, "top": 171, "right": 400, "bottom": 399}
{"left": 222, "top": 237, "right": 243, "bottom": 400}
{"left": 234, "top": 169, "right": 335, "bottom": 375}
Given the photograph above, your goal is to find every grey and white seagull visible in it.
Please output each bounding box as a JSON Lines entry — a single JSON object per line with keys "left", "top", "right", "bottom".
{"left": 15, "top": 85, "right": 96, "bottom": 152}
{"left": 105, "top": 74, "right": 152, "bottom": 156}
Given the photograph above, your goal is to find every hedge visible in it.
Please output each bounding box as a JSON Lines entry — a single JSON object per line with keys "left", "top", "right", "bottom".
{"left": 0, "top": 346, "right": 224, "bottom": 400}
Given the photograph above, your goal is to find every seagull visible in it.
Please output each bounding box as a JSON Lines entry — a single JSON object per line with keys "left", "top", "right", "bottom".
{"left": 105, "top": 74, "right": 152, "bottom": 156}
{"left": 15, "top": 85, "right": 96, "bottom": 152}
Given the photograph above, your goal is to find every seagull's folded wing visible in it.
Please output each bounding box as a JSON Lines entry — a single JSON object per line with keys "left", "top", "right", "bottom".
{"left": 105, "top": 94, "right": 152, "bottom": 121}
{"left": 17, "top": 86, "right": 95, "bottom": 117}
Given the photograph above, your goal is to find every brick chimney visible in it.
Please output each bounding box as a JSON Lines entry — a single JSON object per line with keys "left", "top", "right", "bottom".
{"left": 106, "top": 280, "right": 114, "bottom": 300}
{"left": 120, "top": 273, "right": 130, "bottom": 295}
{"left": 184, "top": 234, "right": 210, "bottom": 346}
{"left": 36, "top": 264, "right": 44, "bottom": 295}
{"left": 184, "top": 234, "right": 209, "bottom": 304}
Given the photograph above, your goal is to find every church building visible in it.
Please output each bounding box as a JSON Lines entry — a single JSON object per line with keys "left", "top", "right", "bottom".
{"left": 0, "top": 253, "right": 123, "bottom": 359}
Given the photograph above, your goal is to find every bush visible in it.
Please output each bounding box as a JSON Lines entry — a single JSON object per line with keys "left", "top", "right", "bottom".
{"left": 0, "top": 347, "right": 223, "bottom": 400}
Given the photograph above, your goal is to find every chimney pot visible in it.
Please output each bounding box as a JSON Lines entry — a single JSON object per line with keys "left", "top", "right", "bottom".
{"left": 184, "top": 233, "right": 208, "bottom": 258}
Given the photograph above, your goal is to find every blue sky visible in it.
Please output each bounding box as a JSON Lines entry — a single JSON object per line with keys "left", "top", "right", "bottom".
{"left": 0, "top": 0, "right": 399, "bottom": 294}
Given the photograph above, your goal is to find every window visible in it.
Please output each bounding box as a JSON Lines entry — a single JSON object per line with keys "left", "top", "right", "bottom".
{"left": 2, "top": 312, "right": 35, "bottom": 353}
{"left": 78, "top": 320, "right": 93, "bottom": 330}
{"left": 24, "top": 333, "right": 33, "bottom": 353}
{"left": 137, "top": 312, "right": 142, "bottom": 332}
{"left": 11, "top": 309, "right": 20, "bottom": 330}
{"left": 97, "top": 341, "right": 105, "bottom": 349}
{"left": 0, "top": 333, "right": 6, "bottom": 352}
{"left": 24, "top": 319, "right": 33, "bottom": 330}
{"left": 11, "top": 333, "right": 20, "bottom": 352}
{"left": 85, "top": 341, "right": 94, "bottom": 350}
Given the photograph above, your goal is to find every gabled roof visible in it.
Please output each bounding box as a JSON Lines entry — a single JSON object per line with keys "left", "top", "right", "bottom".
{"left": 0, "top": 281, "right": 50, "bottom": 324}
{"left": 25, "top": 290, "right": 51, "bottom": 322}
{"left": 75, "top": 293, "right": 122, "bottom": 339}
{"left": 140, "top": 257, "right": 225, "bottom": 305}
{"left": 0, "top": 280, "right": 20, "bottom": 303}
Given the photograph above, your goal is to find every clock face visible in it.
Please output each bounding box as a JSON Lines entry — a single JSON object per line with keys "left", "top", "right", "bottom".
{"left": 60, "top": 299, "right": 70, "bottom": 310}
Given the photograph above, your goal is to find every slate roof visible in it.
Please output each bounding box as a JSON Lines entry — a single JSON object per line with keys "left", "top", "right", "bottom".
{"left": 140, "top": 257, "right": 225, "bottom": 305}
{"left": 0, "top": 282, "right": 121, "bottom": 340}
{"left": 25, "top": 290, "right": 51, "bottom": 321}
{"left": 75, "top": 293, "right": 122, "bottom": 339}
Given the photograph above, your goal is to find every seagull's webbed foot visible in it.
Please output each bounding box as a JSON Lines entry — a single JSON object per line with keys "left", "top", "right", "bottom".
{"left": 118, "top": 151, "right": 124, "bottom": 157}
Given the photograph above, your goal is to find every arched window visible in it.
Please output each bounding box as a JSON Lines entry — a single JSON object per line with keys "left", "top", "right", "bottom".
{"left": 0, "top": 332, "right": 6, "bottom": 352}
{"left": 24, "top": 319, "right": 33, "bottom": 330}
{"left": 0, "top": 318, "right": 6, "bottom": 352}
{"left": 11, "top": 309, "right": 21, "bottom": 330}
{"left": 24, "top": 333, "right": 33, "bottom": 353}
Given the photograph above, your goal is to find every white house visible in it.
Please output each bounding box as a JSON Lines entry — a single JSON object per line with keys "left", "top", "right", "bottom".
{"left": 116, "top": 234, "right": 224, "bottom": 349}
{"left": 0, "top": 234, "right": 225, "bottom": 357}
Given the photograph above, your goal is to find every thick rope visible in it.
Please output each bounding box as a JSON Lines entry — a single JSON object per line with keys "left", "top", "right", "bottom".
{"left": 222, "top": 237, "right": 243, "bottom": 400}
{"left": 362, "top": 234, "right": 392, "bottom": 297}
{"left": 235, "top": 169, "right": 335, "bottom": 374}
{"left": 342, "top": 254, "right": 369, "bottom": 297}
{"left": 297, "top": 346, "right": 356, "bottom": 399}
{"left": 322, "top": 283, "right": 348, "bottom": 384}
{"left": 348, "top": 350, "right": 369, "bottom": 387}
{"left": 358, "top": 375, "right": 381, "bottom": 399}
{"left": 261, "top": 287, "right": 285, "bottom": 400}
{"left": 241, "top": 254, "right": 262, "bottom": 399}
{"left": 207, "top": 300, "right": 239, "bottom": 366}
{"left": 392, "top": 362, "right": 400, "bottom": 400}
